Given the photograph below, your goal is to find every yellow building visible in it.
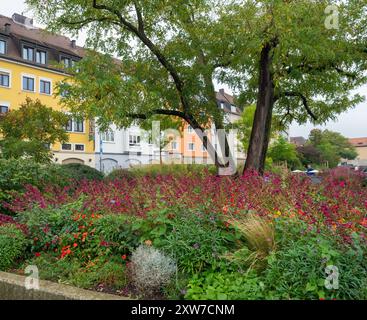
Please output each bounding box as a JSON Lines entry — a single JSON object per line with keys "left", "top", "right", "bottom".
{"left": 0, "top": 13, "right": 95, "bottom": 166}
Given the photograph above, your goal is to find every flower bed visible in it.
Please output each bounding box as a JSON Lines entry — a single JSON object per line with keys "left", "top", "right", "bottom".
{"left": 1, "top": 166, "right": 367, "bottom": 300}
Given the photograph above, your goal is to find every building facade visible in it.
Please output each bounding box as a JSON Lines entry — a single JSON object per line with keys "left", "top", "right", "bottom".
{"left": 348, "top": 138, "right": 367, "bottom": 167}
{"left": 0, "top": 13, "right": 95, "bottom": 166}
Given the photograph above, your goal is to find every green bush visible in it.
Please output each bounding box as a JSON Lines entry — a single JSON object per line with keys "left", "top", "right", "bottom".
{"left": 156, "top": 209, "right": 235, "bottom": 274}
{"left": 61, "top": 163, "right": 104, "bottom": 181}
{"left": 0, "top": 224, "right": 27, "bottom": 270}
{"left": 106, "top": 164, "right": 217, "bottom": 181}
{"left": 263, "top": 218, "right": 367, "bottom": 300}
{"left": 185, "top": 269, "right": 265, "bottom": 300}
{"left": 0, "top": 158, "right": 72, "bottom": 214}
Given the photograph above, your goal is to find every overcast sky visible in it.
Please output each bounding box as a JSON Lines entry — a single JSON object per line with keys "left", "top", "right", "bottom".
{"left": 1, "top": 0, "right": 366, "bottom": 139}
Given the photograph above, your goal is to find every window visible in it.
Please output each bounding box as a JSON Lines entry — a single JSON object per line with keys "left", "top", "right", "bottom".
{"left": 36, "top": 50, "right": 46, "bottom": 64}
{"left": 231, "top": 105, "right": 237, "bottom": 113}
{"left": 40, "top": 79, "right": 51, "bottom": 95}
{"left": 0, "top": 105, "right": 9, "bottom": 114}
{"left": 61, "top": 143, "right": 72, "bottom": 151}
{"left": 0, "top": 40, "right": 6, "bottom": 54}
{"left": 202, "top": 144, "right": 207, "bottom": 152}
{"left": 75, "top": 144, "right": 85, "bottom": 151}
{"left": 61, "top": 56, "right": 71, "bottom": 68}
{"left": 0, "top": 72, "right": 10, "bottom": 87}
{"left": 171, "top": 141, "right": 178, "bottom": 150}
{"left": 22, "top": 46, "right": 34, "bottom": 61}
{"left": 65, "top": 118, "right": 73, "bottom": 132}
{"left": 220, "top": 102, "right": 225, "bottom": 109}
{"left": 129, "top": 135, "right": 141, "bottom": 146}
{"left": 187, "top": 125, "right": 193, "bottom": 133}
{"left": 101, "top": 130, "right": 115, "bottom": 142}
{"left": 22, "top": 76, "right": 35, "bottom": 91}
{"left": 188, "top": 143, "right": 195, "bottom": 151}
{"left": 73, "top": 119, "right": 84, "bottom": 132}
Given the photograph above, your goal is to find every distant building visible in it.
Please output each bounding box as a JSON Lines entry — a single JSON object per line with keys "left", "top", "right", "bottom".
{"left": 348, "top": 137, "right": 367, "bottom": 167}
{"left": 290, "top": 136, "right": 307, "bottom": 147}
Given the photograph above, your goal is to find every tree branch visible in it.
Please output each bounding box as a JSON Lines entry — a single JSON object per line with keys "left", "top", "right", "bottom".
{"left": 283, "top": 91, "right": 317, "bottom": 121}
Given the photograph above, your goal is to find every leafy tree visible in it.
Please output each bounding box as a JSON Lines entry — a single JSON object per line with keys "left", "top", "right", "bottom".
{"left": 27, "top": 0, "right": 239, "bottom": 172}
{"left": 27, "top": 0, "right": 367, "bottom": 174}
{"left": 0, "top": 98, "right": 69, "bottom": 163}
{"left": 234, "top": 104, "right": 286, "bottom": 155}
{"left": 296, "top": 145, "right": 322, "bottom": 167}
{"left": 220, "top": 0, "right": 367, "bottom": 173}
{"left": 307, "top": 129, "right": 357, "bottom": 168}
{"left": 267, "top": 136, "right": 301, "bottom": 170}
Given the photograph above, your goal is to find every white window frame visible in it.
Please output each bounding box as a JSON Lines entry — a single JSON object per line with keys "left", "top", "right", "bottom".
{"left": 187, "top": 125, "right": 193, "bottom": 133}
{"left": 61, "top": 143, "right": 73, "bottom": 151}
{"left": 231, "top": 105, "right": 237, "bottom": 113}
{"left": 74, "top": 144, "right": 85, "bottom": 152}
{"left": 73, "top": 119, "right": 85, "bottom": 133}
{"left": 129, "top": 134, "right": 141, "bottom": 146}
{"left": 0, "top": 101, "right": 10, "bottom": 114}
{"left": 101, "top": 130, "right": 115, "bottom": 143}
{"left": 0, "top": 39, "right": 6, "bottom": 55}
{"left": 188, "top": 142, "right": 195, "bottom": 151}
{"left": 21, "top": 73, "right": 36, "bottom": 92}
{"left": 0, "top": 68, "right": 11, "bottom": 88}
{"left": 171, "top": 141, "right": 178, "bottom": 150}
{"left": 39, "top": 77, "right": 52, "bottom": 95}
{"left": 36, "top": 49, "right": 47, "bottom": 65}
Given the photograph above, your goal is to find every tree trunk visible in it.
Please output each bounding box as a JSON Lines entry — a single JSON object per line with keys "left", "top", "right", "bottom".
{"left": 244, "top": 43, "right": 275, "bottom": 175}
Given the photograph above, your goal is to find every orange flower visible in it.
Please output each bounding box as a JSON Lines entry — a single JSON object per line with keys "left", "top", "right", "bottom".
{"left": 145, "top": 240, "right": 152, "bottom": 246}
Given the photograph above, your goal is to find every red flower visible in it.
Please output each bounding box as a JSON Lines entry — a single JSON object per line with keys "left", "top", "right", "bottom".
{"left": 121, "top": 254, "right": 127, "bottom": 260}
{"left": 73, "top": 243, "right": 78, "bottom": 248}
{"left": 35, "top": 252, "right": 41, "bottom": 257}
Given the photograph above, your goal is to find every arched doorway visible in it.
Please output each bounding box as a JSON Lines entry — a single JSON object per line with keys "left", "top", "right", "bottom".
{"left": 101, "top": 158, "right": 119, "bottom": 174}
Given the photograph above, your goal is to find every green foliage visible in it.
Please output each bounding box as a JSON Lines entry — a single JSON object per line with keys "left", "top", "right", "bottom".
{"left": 185, "top": 269, "right": 265, "bottom": 300}
{"left": 263, "top": 218, "right": 367, "bottom": 300}
{"left": 157, "top": 210, "right": 235, "bottom": 274}
{"left": 0, "top": 98, "right": 69, "bottom": 163}
{"left": 0, "top": 224, "right": 27, "bottom": 271}
{"left": 24, "top": 254, "right": 127, "bottom": 290}
{"left": 0, "top": 158, "right": 71, "bottom": 214}
{"left": 16, "top": 199, "right": 85, "bottom": 253}
{"left": 268, "top": 136, "right": 302, "bottom": 170}
{"left": 62, "top": 163, "right": 104, "bottom": 181}
{"left": 106, "top": 164, "right": 217, "bottom": 181}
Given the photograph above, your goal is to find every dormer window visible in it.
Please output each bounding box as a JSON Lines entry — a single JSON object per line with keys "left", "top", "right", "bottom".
{"left": 22, "top": 46, "right": 34, "bottom": 61}
{"left": 0, "top": 40, "right": 6, "bottom": 54}
{"left": 36, "top": 50, "right": 47, "bottom": 64}
{"left": 231, "top": 105, "right": 237, "bottom": 113}
{"left": 61, "top": 56, "right": 72, "bottom": 68}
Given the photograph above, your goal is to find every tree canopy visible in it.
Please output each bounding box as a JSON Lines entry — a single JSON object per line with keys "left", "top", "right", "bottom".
{"left": 0, "top": 98, "right": 69, "bottom": 163}
{"left": 26, "top": 0, "right": 367, "bottom": 173}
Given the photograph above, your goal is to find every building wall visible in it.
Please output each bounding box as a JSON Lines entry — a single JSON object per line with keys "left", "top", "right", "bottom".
{"left": 0, "top": 58, "right": 95, "bottom": 165}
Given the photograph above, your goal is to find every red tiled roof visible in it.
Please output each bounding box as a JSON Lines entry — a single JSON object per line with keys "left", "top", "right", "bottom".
{"left": 349, "top": 137, "right": 367, "bottom": 147}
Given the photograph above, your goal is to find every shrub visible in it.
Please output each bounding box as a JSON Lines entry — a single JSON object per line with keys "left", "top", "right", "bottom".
{"left": 61, "top": 163, "right": 104, "bottom": 181}
{"left": 0, "top": 224, "right": 27, "bottom": 270}
{"left": 158, "top": 209, "right": 234, "bottom": 274}
{"left": 263, "top": 218, "right": 367, "bottom": 299}
{"left": 129, "top": 244, "right": 176, "bottom": 296}
{"left": 0, "top": 158, "right": 72, "bottom": 214}
{"left": 185, "top": 269, "right": 265, "bottom": 300}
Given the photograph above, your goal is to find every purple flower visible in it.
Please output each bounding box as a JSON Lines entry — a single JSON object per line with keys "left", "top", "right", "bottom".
{"left": 193, "top": 243, "right": 200, "bottom": 249}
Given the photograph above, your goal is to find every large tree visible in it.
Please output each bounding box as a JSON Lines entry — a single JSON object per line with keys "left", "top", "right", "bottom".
{"left": 27, "top": 0, "right": 367, "bottom": 174}
{"left": 27, "top": 0, "right": 240, "bottom": 173}
{"left": 0, "top": 98, "right": 69, "bottom": 163}
{"left": 219, "top": 0, "right": 367, "bottom": 174}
